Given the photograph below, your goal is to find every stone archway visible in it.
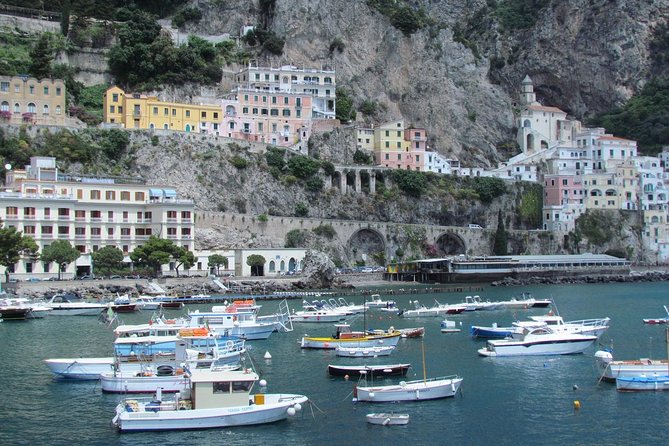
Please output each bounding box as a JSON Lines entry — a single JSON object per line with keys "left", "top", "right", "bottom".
{"left": 435, "top": 232, "right": 466, "bottom": 256}
{"left": 348, "top": 228, "right": 386, "bottom": 265}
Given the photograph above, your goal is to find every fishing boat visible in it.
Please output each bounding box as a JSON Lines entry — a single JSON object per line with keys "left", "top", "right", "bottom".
{"left": 440, "top": 319, "right": 461, "bottom": 333}
{"left": 477, "top": 327, "right": 597, "bottom": 357}
{"left": 398, "top": 327, "right": 425, "bottom": 338}
{"left": 336, "top": 345, "right": 395, "bottom": 357}
{"left": 643, "top": 305, "right": 669, "bottom": 324}
{"left": 366, "top": 413, "right": 410, "bottom": 425}
{"left": 300, "top": 324, "right": 402, "bottom": 349}
{"left": 188, "top": 308, "right": 276, "bottom": 340}
{"left": 512, "top": 314, "right": 610, "bottom": 338}
{"left": 616, "top": 374, "right": 669, "bottom": 391}
{"left": 109, "top": 293, "right": 139, "bottom": 313}
{"left": 327, "top": 364, "right": 411, "bottom": 377}
{"left": 290, "top": 300, "right": 353, "bottom": 323}
{"left": 135, "top": 295, "right": 161, "bottom": 311}
{"left": 44, "top": 293, "right": 107, "bottom": 316}
{"left": 365, "top": 294, "right": 397, "bottom": 309}
{"left": 353, "top": 339, "right": 463, "bottom": 402}
{"left": 0, "top": 298, "right": 34, "bottom": 320}
{"left": 498, "top": 292, "right": 551, "bottom": 309}
{"left": 111, "top": 368, "right": 308, "bottom": 431}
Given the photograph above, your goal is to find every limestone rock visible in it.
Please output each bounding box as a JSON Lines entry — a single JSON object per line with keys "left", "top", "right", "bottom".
{"left": 297, "top": 250, "right": 337, "bottom": 289}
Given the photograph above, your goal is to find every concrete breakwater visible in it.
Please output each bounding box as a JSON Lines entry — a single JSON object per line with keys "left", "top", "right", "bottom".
{"left": 490, "top": 270, "right": 669, "bottom": 287}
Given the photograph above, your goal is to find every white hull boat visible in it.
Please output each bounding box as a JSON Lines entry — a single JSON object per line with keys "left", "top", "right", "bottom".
{"left": 101, "top": 369, "right": 191, "bottom": 393}
{"left": 366, "top": 413, "right": 410, "bottom": 425}
{"left": 478, "top": 327, "right": 597, "bottom": 357}
{"left": 595, "top": 350, "right": 669, "bottom": 382}
{"left": 188, "top": 310, "right": 276, "bottom": 340}
{"left": 112, "top": 369, "right": 307, "bottom": 431}
{"left": 45, "top": 294, "right": 107, "bottom": 316}
{"left": 513, "top": 315, "right": 610, "bottom": 338}
{"left": 616, "top": 375, "right": 669, "bottom": 391}
{"left": 365, "top": 294, "right": 397, "bottom": 309}
{"left": 336, "top": 345, "right": 394, "bottom": 357}
{"left": 354, "top": 376, "right": 462, "bottom": 402}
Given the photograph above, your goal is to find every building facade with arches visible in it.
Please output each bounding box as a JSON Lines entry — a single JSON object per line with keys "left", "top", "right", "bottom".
{"left": 0, "top": 75, "right": 66, "bottom": 126}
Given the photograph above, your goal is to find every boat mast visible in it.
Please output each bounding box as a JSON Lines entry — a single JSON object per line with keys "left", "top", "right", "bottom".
{"left": 421, "top": 339, "right": 427, "bottom": 383}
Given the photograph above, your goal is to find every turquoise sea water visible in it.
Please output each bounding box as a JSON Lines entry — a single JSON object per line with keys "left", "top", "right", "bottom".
{"left": 1, "top": 282, "right": 668, "bottom": 445}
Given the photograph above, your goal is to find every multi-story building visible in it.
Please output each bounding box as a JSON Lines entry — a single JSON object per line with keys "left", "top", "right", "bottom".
{"left": 235, "top": 62, "right": 336, "bottom": 120}
{"left": 614, "top": 159, "right": 639, "bottom": 211}
{"left": 424, "top": 151, "right": 459, "bottom": 174}
{"left": 582, "top": 172, "right": 618, "bottom": 210}
{"left": 356, "top": 127, "right": 375, "bottom": 152}
{"left": 542, "top": 174, "right": 585, "bottom": 232}
{"left": 220, "top": 89, "right": 313, "bottom": 148}
{"left": 103, "top": 86, "right": 222, "bottom": 135}
{"left": 0, "top": 157, "right": 194, "bottom": 279}
{"left": 0, "top": 75, "right": 67, "bottom": 126}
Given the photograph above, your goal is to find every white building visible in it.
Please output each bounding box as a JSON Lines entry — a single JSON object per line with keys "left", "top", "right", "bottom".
{"left": 233, "top": 248, "right": 306, "bottom": 277}
{"left": 0, "top": 157, "right": 194, "bottom": 280}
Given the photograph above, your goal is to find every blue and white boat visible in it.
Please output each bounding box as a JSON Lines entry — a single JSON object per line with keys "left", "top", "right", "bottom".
{"left": 616, "top": 374, "right": 669, "bottom": 391}
{"left": 188, "top": 308, "right": 276, "bottom": 340}
{"left": 470, "top": 323, "right": 516, "bottom": 339}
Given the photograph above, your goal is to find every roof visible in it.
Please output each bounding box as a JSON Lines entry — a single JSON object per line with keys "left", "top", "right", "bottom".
{"left": 189, "top": 368, "right": 258, "bottom": 383}
{"left": 526, "top": 105, "right": 566, "bottom": 114}
{"left": 597, "top": 135, "right": 635, "bottom": 143}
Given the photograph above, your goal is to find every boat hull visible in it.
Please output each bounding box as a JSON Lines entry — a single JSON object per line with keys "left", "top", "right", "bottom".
{"left": 0, "top": 307, "right": 33, "bottom": 320}
{"left": 101, "top": 372, "right": 190, "bottom": 393}
{"left": 354, "top": 377, "right": 462, "bottom": 402}
{"left": 113, "top": 394, "right": 308, "bottom": 431}
{"left": 47, "top": 306, "right": 106, "bottom": 316}
{"left": 328, "top": 364, "right": 411, "bottom": 377}
{"left": 336, "top": 346, "right": 394, "bottom": 357}
{"left": 616, "top": 375, "right": 669, "bottom": 391}
{"left": 366, "top": 413, "right": 410, "bottom": 425}
{"left": 594, "top": 350, "right": 669, "bottom": 382}
{"left": 478, "top": 336, "right": 596, "bottom": 357}
{"left": 301, "top": 333, "right": 401, "bottom": 349}
{"left": 470, "top": 325, "right": 517, "bottom": 339}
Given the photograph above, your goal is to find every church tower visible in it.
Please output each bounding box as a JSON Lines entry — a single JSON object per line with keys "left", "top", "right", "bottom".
{"left": 521, "top": 75, "right": 538, "bottom": 106}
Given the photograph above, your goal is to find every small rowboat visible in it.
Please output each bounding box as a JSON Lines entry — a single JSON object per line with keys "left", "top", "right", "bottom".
{"left": 366, "top": 413, "right": 410, "bottom": 426}
{"left": 399, "top": 327, "right": 425, "bottom": 338}
{"left": 336, "top": 345, "right": 394, "bottom": 357}
{"left": 327, "top": 363, "right": 411, "bottom": 377}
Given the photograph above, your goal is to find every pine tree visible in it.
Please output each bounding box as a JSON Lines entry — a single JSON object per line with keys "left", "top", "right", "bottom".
{"left": 29, "top": 34, "right": 53, "bottom": 80}
{"left": 493, "top": 211, "right": 508, "bottom": 255}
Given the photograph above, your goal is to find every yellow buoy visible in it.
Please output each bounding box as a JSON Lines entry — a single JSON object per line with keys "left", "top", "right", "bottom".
{"left": 573, "top": 400, "right": 581, "bottom": 410}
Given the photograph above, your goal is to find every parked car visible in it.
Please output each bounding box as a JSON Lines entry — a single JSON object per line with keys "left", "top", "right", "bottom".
{"left": 468, "top": 224, "right": 483, "bottom": 229}
{"left": 77, "top": 274, "right": 95, "bottom": 280}
{"left": 109, "top": 275, "right": 121, "bottom": 279}
{"left": 26, "top": 277, "right": 41, "bottom": 283}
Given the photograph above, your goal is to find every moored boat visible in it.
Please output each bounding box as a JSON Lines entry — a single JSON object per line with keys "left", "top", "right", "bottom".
{"left": 111, "top": 368, "right": 308, "bottom": 431}
{"left": 327, "top": 364, "right": 411, "bottom": 377}
{"left": 594, "top": 350, "right": 669, "bottom": 382}
{"left": 616, "top": 374, "right": 669, "bottom": 391}
{"left": 366, "top": 413, "right": 410, "bottom": 425}
{"left": 44, "top": 293, "right": 107, "bottom": 316}
{"left": 470, "top": 323, "right": 515, "bottom": 339}
{"left": 336, "top": 345, "right": 395, "bottom": 357}
{"left": 643, "top": 305, "right": 669, "bottom": 324}
{"left": 353, "top": 375, "right": 463, "bottom": 402}
{"left": 477, "top": 327, "right": 597, "bottom": 357}
{"left": 300, "top": 324, "right": 401, "bottom": 349}
{"left": 440, "top": 319, "right": 461, "bottom": 333}
{"left": 398, "top": 327, "right": 425, "bottom": 338}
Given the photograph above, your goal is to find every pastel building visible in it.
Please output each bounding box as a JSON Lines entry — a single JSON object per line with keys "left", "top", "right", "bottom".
{"left": 614, "top": 160, "right": 639, "bottom": 210}
{"left": 583, "top": 172, "right": 619, "bottom": 209}
{"left": 0, "top": 75, "right": 68, "bottom": 126}
{"left": 221, "top": 89, "right": 313, "bottom": 148}
{"left": 0, "top": 157, "right": 194, "bottom": 280}
{"left": 103, "top": 86, "right": 222, "bottom": 135}
{"left": 542, "top": 174, "right": 584, "bottom": 232}
{"left": 424, "top": 151, "right": 459, "bottom": 174}
{"left": 235, "top": 63, "right": 336, "bottom": 120}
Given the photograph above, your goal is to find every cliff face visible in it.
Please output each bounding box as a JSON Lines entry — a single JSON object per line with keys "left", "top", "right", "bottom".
{"left": 185, "top": 0, "right": 669, "bottom": 165}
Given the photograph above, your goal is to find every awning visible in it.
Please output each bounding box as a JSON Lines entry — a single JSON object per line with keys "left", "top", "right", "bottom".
{"left": 149, "top": 188, "right": 163, "bottom": 197}
{"left": 163, "top": 189, "right": 177, "bottom": 197}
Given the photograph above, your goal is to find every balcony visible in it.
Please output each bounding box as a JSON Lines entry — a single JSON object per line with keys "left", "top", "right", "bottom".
{"left": 58, "top": 215, "right": 70, "bottom": 221}
{"left": 181, "top": 218, "right": 192, "bottom": 223}
{"left": 41, "top": 233, "right": 53, "bottom": 239}
{"left": 23, "top": 214, "right": 36, "bottom": 220}
{"left": 90, "top": 217, "right": 102, "bottom": 223}
{"left": 167, "top": 218, "right": 177, "bottom": 223}
{"left": 75, "top": 217, "right": 86, "bottom": 222}
{"left": 57, "top": 233, "right": 70, "bottom": 239}
{"left": 5, "top": 214, "right": 18, "bottom": 220}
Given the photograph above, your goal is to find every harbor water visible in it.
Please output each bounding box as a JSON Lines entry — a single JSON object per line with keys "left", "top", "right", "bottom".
{"left": 1, "top": 281, "right": 668, "bottom": 445}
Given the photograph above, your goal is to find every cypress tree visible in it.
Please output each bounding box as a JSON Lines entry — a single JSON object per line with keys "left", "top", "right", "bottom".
{"left": 493, "top": 210, "right": 508, "bottom": 255}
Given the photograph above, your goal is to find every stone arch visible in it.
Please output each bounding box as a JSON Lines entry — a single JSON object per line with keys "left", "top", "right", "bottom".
{"left": 435, "top": 232, "right": 466, "bottom": 256}
{"left": 348, "top": 228, "right": 385, "bottom": 265}
{"left": 525, "top": 133, "right": 534, "bottom": 151}
{"left": 288, "top": 257, "right": 297, "bottom": 271}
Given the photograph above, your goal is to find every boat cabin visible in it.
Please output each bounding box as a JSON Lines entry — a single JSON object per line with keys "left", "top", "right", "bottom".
{"left": 333, "top": 324, "right": 366, "bottom": 339}
{"left": 189, "top": 369, "right": 258, "bottom": 410}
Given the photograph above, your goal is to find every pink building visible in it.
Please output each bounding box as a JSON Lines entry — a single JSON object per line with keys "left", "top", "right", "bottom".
{"left": 221, "top": 89, "right": 313, "bottom": 148}
{"left": 544, "top": 174, "right": 584, "bottom": 207}
{"left": 402, "top": 128, "right": 427, "bottom": 171}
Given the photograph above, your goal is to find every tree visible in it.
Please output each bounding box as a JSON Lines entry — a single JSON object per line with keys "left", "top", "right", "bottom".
{"left": 173, "top": 247, "right": 196, "bottom": 277}
{"left": 493, "top": 210, "right": 508, "bottom": 255}
{"left": 335, "top": 88, "right": 355, "bottom": 122}
{"left": 91, "top": 246, "right": 124, "bottom": 275}
{"left": 246, "top": 254, "right": 266, "bottom": 276}
{"left": 40, "top": 239, "right": 79, "bottom": 280}
{"left": 208, "top": 254, "right": 228, "bottom": 275}
{"left": 129, "top": 235, "right": 179, "bottom": 277}
{"left": 0, "top": 225, "right": 38, "bottom": 283}
{"left": 29, "top": 33, "right": 54, "bottom": 79}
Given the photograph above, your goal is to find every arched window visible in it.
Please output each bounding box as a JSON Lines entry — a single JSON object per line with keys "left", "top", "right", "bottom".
{"left": 27, "top": 103, "right": 36, "bottom": 113}
{"left": 14, "top": 103, "right": 20, "bottom": 113}
{"left": 280, "top": 260, "right": 285, "bottom": 271}
{"left": 163, "top": 123, "right": 168, "bottom": 129}
{"left": 225, "top": 105, "right": 236, "bottom": 116}
{"left": 43, "top": 104, "right": 49, "bottom": 114}
{"left": 523, "top": 119, "right": 531, "bottom": 128}
{"left": 282, "top": 76, "right": 289, "bottom": 84}
{"left": 269, "top": 261, "right": 276, "bottom": 272}
{"left": 149, "top": 123, "right": 155, "bottom": 129}
{"left": 288, "top": 258, "right": 296, "bottom": 272}
{"left": 55, "top": 105, "right": 61, "bottom": 115}
{"left": 1, "top": 101, "right": 8, "bottom": 111}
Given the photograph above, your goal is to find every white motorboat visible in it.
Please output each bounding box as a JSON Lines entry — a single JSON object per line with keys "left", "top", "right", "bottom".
{"left": 135, "top": 295, "right": 161, "bottom": 310}
{"left": 512, "top": 315, "right": 610, "bottom": 338}
{"left": 498, "top": 292, "right": 551, "bottom": 309}
{"left": 0, "top": 297, "right": 49, "bottom": 319}
{"left": 111, "top": 368, "right": 308, "bottom": 431}
{"left": 477, "top": 327, "right": 597, "bottom": 357}
{"left": 440, "top": 319, "right": 461, "bottom": 333}
{"left": 290, "top": 300, "right": 353, "bottom": 323}
{"left": 366, "top": 413, "right": 410, "bottom": 425}
{"left": 365, "top": 294, "right": 397, "bottom": 309}
{"left": 44, "top": 293, "right": 107, "bottom": 316}
{"left": 398, "top": 300, "right": 465, "bottom": 318}
{"left": 354, "top": 375, "right": 463, "bottom": 402}
{"left": 595, "top": 350, "right": 669, "bottom": 382}
{"left": 188, "top": 308, "right": 276, "bottom": 340}
{"left": 336, "top": 345, "right": 395, "bottom": 357}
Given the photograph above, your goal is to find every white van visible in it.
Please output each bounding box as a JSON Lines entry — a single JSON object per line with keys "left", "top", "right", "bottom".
{"left": 468, "top": 224, "right": 483, "bottom": 229}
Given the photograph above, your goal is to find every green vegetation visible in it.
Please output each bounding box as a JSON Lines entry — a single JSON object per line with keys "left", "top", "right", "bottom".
{"left": 312, "top": 224, "right": 337, "bottom": 239}
{"left": 0, "top": 224, "right": 38, "bottom": 282}
{"left": 493, "top": 0, "right": 549, "bottom": 31}
{"left": 493, "top": 211, "right": 508, "bottom": 255}
{"left": 588, "top": 76, "right": 669, "bottom": 155}
{"left": 287, "top": 155, "right": 320, "bottom": 179}
{"left": 231, "top": 156, "right": 249, "bottom": 169}
{"left": 129, "top": 235, "right": 188, "bottom": 276}
{"left": 573, "top": 210, "right": 620, "bottom": 247}
{"left": 367, "top": 0, "right": 430, "bottom": 36}
{"left": 241, "top": 28, "right": 285, "bottom": 56}
{"left": 246, "top": 254, "right": 266, "bottom": 276}
{"left": 41, "top": 240, "right": 80, "bottom": 280}
{"left": 335, "top": 88, "right": 356, "bottom": 122}
{"left": 360, "top": 100, "right": 377, "bottom": 117}
{"left": 295, "top": 203, "right": 309, "bottom": 217}
{"left": 285, "top": 229, "right": 309, "bottom": 248}
{"left": 353, "top": 150, "right": 373, "bottom": 165}
{"left": 518, "top": 184, "right": 543, "bottom": 228}
{"left": 208, "top": 254, "right": 228, "bottom": 275}
{"left": 329, "top": 38, "right": 345, "bottom": 54}
{"left": 0, "top": 31, "right": 35, "bottom": 75}
{"left": 257, "top": 213, "right": 269, "bottom": 223}
{"left": 471, "top": 177, "right": 507, "bottom": 204}
{"left": 91, "top": 246, "right": 124, "bottom": 275}
{"left": 171, "top": 6, "right": 202, "bottom": 28}
{"left": 392, "top": 170, "right": 428, "bottom": 197}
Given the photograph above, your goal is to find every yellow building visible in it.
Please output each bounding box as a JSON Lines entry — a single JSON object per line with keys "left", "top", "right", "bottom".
{"left": 374, "top": 120, "right": 409, "bottom": 168}
{"left": 614, "top": 159, "right": 639, "bottom": 210}
{"left": 0, "top": 75, "right": 67, "bottom": 126}
{"left": 103, "top": 86, "right": 222, "bottom": 134}
{"left": 583, "top": 172, "right": 619, "bottom": 209}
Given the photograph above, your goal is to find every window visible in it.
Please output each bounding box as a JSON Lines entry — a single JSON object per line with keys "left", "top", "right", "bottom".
{"left": 14, "top": 103, "right": 20, "bottom": 113}
{"left": 118, "top": 106, "right": 123, "bottom": 113}
{"left": 112, "top": 93, "right": 119, "bottom": 102}
{"left": 29, "top": 85, "right": 34, "bottom": 94}
{"left": 0, "top": 81, "right": 8, "bottom": 92}
{"left": 272, "top": 97, "right": 277, "bottom": 104}
{"left": 90, "top": 190, "right": 101, "bottom": 199}
{"left": 181, "top": 211, "right": 191, "bottom": 220}
{"left": 1, "top": 101, "right": 8, "bottom": 111}
{"left": 135, "top": 192, "right": 145, "bottom": 201}
{"left": 213, "top": 112, "right": 218, "bottom": 119}
{"left": 28, "top": 103, "right": 36, "bottom": 113}
{"left": 270, "top": 109, "right": 279, "bottom": 116}
{"left": 252, "top": 108, "right": 258, "bottom": 115}
{"left": 105, "top": 191, "right": 115, "bottom": 200}
{"left": 284, "top": 97, "right": 289, "bottom": 105}
{"left": 163, "top": 107, "right": 169, "bottom": 116}
{"left": 74, "top": 210, "right": 85, "bottom": 220}
{"left": 107, "top": 210, "right": 114, "bottom": 221}
{"left": 56, "top": 87, "right": 61, "bottom": 96}
{"left": 56, "top": 105, "right": 61, "bottom": 115}
{"left": 107, "top": 227, "right": 114, "bottom": 236}
{"left": 186, "top": 110, "right": 190, "bottom": 117}
{"left": 213, "top": 382, "right": 230, "bottom": 393}
{"left": 201, "top": 111, "right": 207, "bottom": 119}
{"left": 43, "top": 86, "right": 49, "bottom": 95}
{"left": 282, "top": 109, "right": 291, "bottom": 117}
{"left": 120, "top": 191, "right": 130, "bottom": 201}
{"left": 153, "top": 107, "right": 158, "bottom": 115}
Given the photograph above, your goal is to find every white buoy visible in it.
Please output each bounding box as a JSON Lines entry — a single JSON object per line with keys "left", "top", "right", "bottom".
{"left": 287, "top": 407, "right": 296, "bottom": 416}
{"left": 264, "top": 351, "right": 272, "bottom": 359}
{"left": 259, "top": 379, "right": 267, "bottom": 387}
{"left": 294, "top": 403, "right": 302, "bottom": 412}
